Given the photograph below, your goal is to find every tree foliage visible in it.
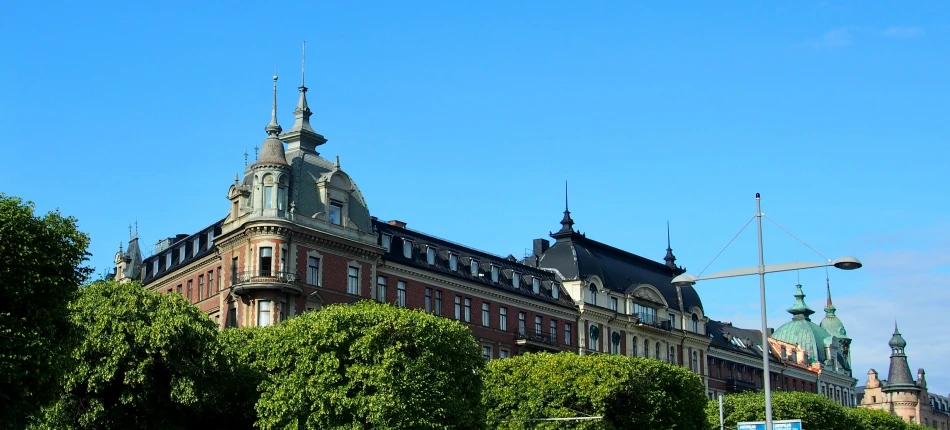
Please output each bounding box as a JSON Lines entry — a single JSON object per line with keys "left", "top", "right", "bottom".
{"left": 247, "top": 301, "right": 485, "bottom": 429}
{"left": 483, "top": 353, "right": 709, "bottom": 429}
{"left": 0, "top": 194, "right": 91, "bottom": 428}
{"left": 845, "top": 407, "right": 913, "bottom": 430}
{"left": 36, "top": 280, "right": 220, "bottom": 429}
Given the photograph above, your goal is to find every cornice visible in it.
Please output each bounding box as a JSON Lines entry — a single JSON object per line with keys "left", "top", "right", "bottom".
{"left": 145, "top": 255, "right": 220, "bottom": 289}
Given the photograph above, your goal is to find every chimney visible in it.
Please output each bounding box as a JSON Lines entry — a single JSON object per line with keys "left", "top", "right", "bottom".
{"left": 533, "top": 238, "right": 550, "bottom": 257}
{"left": 388, "top": 220, "right": 407, "bottom": 229}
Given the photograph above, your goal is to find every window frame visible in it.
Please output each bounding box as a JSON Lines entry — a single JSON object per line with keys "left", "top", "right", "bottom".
{"left": 397, "top": 281, "right": 407, "bottom": 307}
{"left": 499, "top": 307, "right": 508, "bottom": 331}
{"left": 463, "top": 298, "right": 471, "bottom": 322}
{"left": 481, "top": 303, "right": 490, "bottom": 327}
{"left": 424, "top": 288, "right": 432, "bottom": 312}
{"left": 347, "top": 266, "right": 360, "bottom": 295}
{"left": 449, "top": 253, "right": 458, "bottom": 271}
{"left": 257, "top": 300, "right": 272, "bottom": 327}
{"left": 376, "top": 276, "right": 387, "bottom": 302}
{"left": 435, "top": 290, "right": 443, "bottom": 316}
{"left": 381, "top": 234, "right": 392, "bottom": 251}
{"left": 532, "top": 277, "right": 540, "bottom": 294}
{"left": 426, "top": 246, "right": 436, "bottom": 265}
{"left": 328, "top": 201, "right": 343, "bottom": 225}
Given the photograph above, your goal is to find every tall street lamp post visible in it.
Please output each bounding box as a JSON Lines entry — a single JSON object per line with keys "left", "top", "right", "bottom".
{"left": 671, "top": 193, "right": 862, "bottom": 430}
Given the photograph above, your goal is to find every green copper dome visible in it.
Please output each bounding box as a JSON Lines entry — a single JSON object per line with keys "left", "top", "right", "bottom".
{"left": 819, "top": 281, "right": 850, "bottom": 339}
{"left": 771, "top": 284, "right": 834, "bottom": 364}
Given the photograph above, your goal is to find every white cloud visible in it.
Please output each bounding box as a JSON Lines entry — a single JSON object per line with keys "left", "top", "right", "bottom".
{"left": 881, "top": 26, "right": 925, "bottom": 38}
{"left": 806, "top": 26, "right": 926, "bottom": 48}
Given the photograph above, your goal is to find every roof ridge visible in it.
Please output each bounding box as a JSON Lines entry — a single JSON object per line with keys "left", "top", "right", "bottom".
{"left": 571, "top": 234, "right": 672, "bottom": 273}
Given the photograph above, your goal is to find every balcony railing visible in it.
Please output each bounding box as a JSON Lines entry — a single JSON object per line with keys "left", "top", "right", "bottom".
{"left": 231, "top": 270, "right": 300, "bottom": 286}
{"left": 516, "top": 329, "right": 560, "bottom": 348}
{"left": 726, "top": 378, "right": 758, "bottom": 393}
{"left": 635, "top": 314, "right": 672, "bottom": 331}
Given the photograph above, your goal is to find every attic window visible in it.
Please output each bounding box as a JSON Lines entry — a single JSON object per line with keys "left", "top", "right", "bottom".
{"left": 166, "top": 253, "right": 173, "bottom": 269}
{"left": 449, "top": 254, "right": 458, "bottom": 271}
{"left": 426, "top": 247, "right": 436, "bottom": 265}
{"left": 193, "top": 238, "right": 200, "bottom": 257}
{"left": 180, "top": 246, "right": 186, "bottom": 263}
{"left": 153, "top": 260, "right": 159, "bottom": 274}
{"left": 329, "top": 201, "right": 343, "bottom": 225}
{"left": 532, "top": 278, "right": 540, "bottom": 294}
{"left": 470, "top": 260, "right": 479, "bottom": 277}
{"left": 490, "top": 265, "right": 499, "bottom": 283}
{"left": 512, "top": 273, "right": 520, "bottom": 288}
{"left": 552, "top": 282, "right": 560, "bottom": 299}
{"left": 403, "top": 240, "right": 412, "bottom": 258}
{"left": 381, "top": 234, "right": 392, "bottom": 251}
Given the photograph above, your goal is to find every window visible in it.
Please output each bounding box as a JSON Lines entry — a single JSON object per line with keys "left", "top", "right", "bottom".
{"left": 565, "top": 323, "right": 572, "bottom": 345}
{"left": 610, "top": 331, "right": 620, "bottom": 354}
{"left": 482, "top": 345, "right": 492, "bottom": 361}
{"left": 518, "top": 312, "right": 526, "bottom": 335}
{"left": 403, "top": 240, "right": 412, "bottom": 258}
{"left": 187, "top": 280, "right": 193, "bottom": 302}
{"left": 449, "top": 254, "right": 458, "bottom": 271}
{"left": 193, "top": 238, "right": 200, "bottom": 257}
{"left": 534, "top": 316, "right": 542, "bottom": 335}
{"left": 329, "top": 201, "right": 342, "bottom": 225}
{"left": 180, "top": 246, "right": 186, "bottom": 263}
{"left": 454, "top": 296, "right": 461, "bottom": 320}
{"left": 226, "top": 307, "right": 237, "bottom": 328}
{"left": 669, "top": 314, "right": 676, "bottom": 329}
{"left": 588, "top": 325, "right": 600, "bottom": 351}
{"left": 198, "top": 275, "right": 205, "bottom": 300}
{"left": 166, "top": 253, "right": 172, "bottom": 269}
{"left": 259, "top": 247, "right": 272, "bottom": 276}
{"left": 397, "top": 281, "right": 406, "bottom": 307}
{"left": 482, "top": 303, "right": 490, "bottom": 326}
{"left": 669, "top": 346, "right": 676, "bottom": 364}
{"left": 632, "top": 337, "right": 638, "bottom": 356}
{"left": 347, "top": 267, "right": 359, "bottom": 295}
{"left": 307, "top": 257, "right": 320, "bottom": 285}
{"left": 208, "top": 270, "right": 215, "bottom": 295}
{"left": 279, "top": 247, "right": 287, "bottom": 272}
{"left": 550, "top": 320, "right": 557, "bottom": 339}
{"left": 264, "top": 186, "right": 273, "bottom": 209}
{"left": 512, "top": 272, "right": 520, "bottom": 288}
{"left": 532, "top": 278, "right": 540, "bottom": 294}
{"left": 499, "top": 349, "right": 509, "bottom": 359}
{"left": 490, "top": 265, "right": 499, "bottom": 282}
{"left": 426, "top": 247, "right": 436, "bottom": 265}
{"left": 376, "top": 276, "right": 387, "bottom": 302}
{"left": 231, "top": 257, "right": 238, "bottom": 284}
{"left": 470, "top": 260, "right": 478, "bottom": 277}
{"left": 381, "top": 234, "right": 392, "bottom": 251}
{"left": 552, "top": 283, "right": 560, "bottom": 299}
{"left": 610, "top": 297, "right": 618, "bottom": 311}
{"left": 644, "top": 339, "right": 650, "bottom": 358}
{"left": 499, "top": 307, "right": 508, "bottom": 331}
{"left": 464, "top": 298, "right": 471, "bottom": 322}
{"left": 258, "top": 301, "right": 272, "bottom": 327}
{"left": 177, "top": 284, "right": 182, "bottom": 295}
{"left": 656, "top": 342, "right": 661, "bottom": 360}
{"left": 153, "top": 260, "right": 159, "bottom": 275}
{"left": 435, "top": 291, "right": 442, "bottom": 316}
{"left": 692, "top": 314, "right": 699, "bottom": 332}
{"left": 693, "top": 351, "right": 699, "bottom": 373}
{"left": 424, "top": 288, "right": 432, "bottom": 312}
{"left": 633, "top": 304, "right": 656, "bottom": 324}
{"left": 588, "top": 284, "right": 597, "bottom": 305}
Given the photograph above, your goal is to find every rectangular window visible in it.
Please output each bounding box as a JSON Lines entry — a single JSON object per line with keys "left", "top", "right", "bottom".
{"left": 403, "top": 240, "right": 412, "bottom": 258}
{"left": 518, "top": 312, "right": 526, "bottom": 335}
{"left": 381, "top": 234, "right": 392, "bottom": 251}
{"left": 347, "top": 267, "right": 359, "bottom": 295}
{"left": 499, "top": 349, "right": 509, "bottom": 358}
{"left": 454, "top": 296, "right": 461, "bottom": 320}
{"left": 550, "top": 320, "right": 557, "bottom": 338}
{"left": 264, "top": 186, "right": 273, "bottom": 209}
{"left": 499, "top": 307, "right": 508, "bottom": 331}
{"left": 376, "top": 276, "right": 387, "bottom": 302}
{"left": 633, "top": 304, "right": 657, "bottom": 324}
{"left": 193, "top": 238, "right": 200, "bottom": 257}
{"left": 534, "top": 316, "right": 542, "bottom": 335}
{"left": 258, "top": 301, "right": 272, "bottom": 327}
{"left": 153, "top": 260, "right": 159, "bottom": 274}
{"left": 565, "top": 323, "right": 572, "bottom": 345}
{"left": 307, "top": 257, "right": 319, "bottom": 285}
{"left": 180, "top": 246, "right": 186, "bottom": 263}
{"left": 198, "top": 275, "right": 205, "bottom": 301}
{"left": 464, "top": 298, "right": 471, "bottom": 323}
{"left": 177, "top": 284, "right": 182, "bottom": 295}
{"left": 669, "top": 314, "right": 676, "bottom": 329}
{"left": 482, "top": 303, "right": 490, "bottom": 327}
{"left": 209, "top": 270, "right": 216, "bottom": 295}
{"left": 424, "top": 288, "right": 432, "bottom": 312}
{"left": 532, "top": 278, "right": 540, "bottom": 294}
{"left": 426, "top": 247, "right": 436, "bottom": 265}
{"left": 552, "top": 283, "right": 559, "bottom": 299}
{"left": 611, "top": 297, "right": 618, "bottom": 311}
{"left": 231, "top": 257, "right": 238, "bottom": 284}
{"left": 491, "top": 266, "right": 499, "bottom": 283}
{"left": 259, "top": 247, "right": 272, "bottom": 276}
{"left": 279, "top": 247, "right": 287, "bottom": 272}
{"left": 329, "top": 201, "right": 342, "bottom": 225}
{"left": 449, "top": 254, "right": 458, "bottom": 271}
{"left": 227, "top": 307, "right": 237, "bottom": 328}
{"left": 482, "top": 345, "right": 492, "bottom": 361}
{"left": 187, "top": 280, "right": 193, "bottom": 302}
{"left": 435, "top": 290, "right": 442, "bottom": 316}
{"left": 512, "top": 272, "right": 520, "bottom": 288}
{"left": 397, "top": 281, "right": 407, "bottom": 307}
{"left": 470, "top": 260, "right": 478, "bottom": 277}
{"left": 166, "top": 253, "right": 172, "bottom": 269}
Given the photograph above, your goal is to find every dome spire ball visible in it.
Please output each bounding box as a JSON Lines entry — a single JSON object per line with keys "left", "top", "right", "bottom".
{"left": 265, "top": 71, "right": 282, "bottom": 136}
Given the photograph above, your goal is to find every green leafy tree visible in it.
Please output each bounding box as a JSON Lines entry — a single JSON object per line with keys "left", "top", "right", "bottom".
{"left": 252, "top": 301, "right": 485, "bottom": 429}
{"left": 0, "top": 194, "right": 91, "bottom": 428}
{"left": 845, "top": 407, "right": 913, "bottom": 430}
{"left": 37, "top": 280, "right": 219, "bottom": 429}
{"left": 483, "top": 353, "right": 709, "bottom": 429}
{"left": 210, "top": 326, "right": 273, "bottom": 429}
{"left": 707, "top": 391, "right": 855, "bottom": 430}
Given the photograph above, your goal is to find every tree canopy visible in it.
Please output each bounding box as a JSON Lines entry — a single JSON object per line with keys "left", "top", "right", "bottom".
{"left": 483, "top": 353, "right": 709, "bottom": 429}
{"left": 37, "top": 280, "right": 220, "bottom": 429}
{"left": 243, "top": 301, "right": 485, "bottom": 429}
{"left": 0, "top": 194, "right": 91, "bottom": 428}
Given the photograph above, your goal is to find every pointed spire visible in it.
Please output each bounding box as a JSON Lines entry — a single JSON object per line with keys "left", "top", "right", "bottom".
{"left": 334, "top": 155, "right": 340, "bottom": 169}
{"left": 824, "top": 272, "right": 837, "bottom": 315}
{"left": 282, "top": 41, "right": 327, "bottom": 153}
{"left": 786, "top": 284, "right": 816, "bottom": 321}
{"left": 265, "top": 72, "right": 282, "bottom": 136}
{"left": 888, "top": 321, "right": 907, "bottom": 349}
{"left": 664, "top": 221, "right": 677, "bottom": 269}
{"left": 557, "top": 180, "right": 575, "bottom": 234}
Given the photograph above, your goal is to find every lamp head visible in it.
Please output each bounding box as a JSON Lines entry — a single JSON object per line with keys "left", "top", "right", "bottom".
{"left": 671, "top": 273, "right": 698, "bottom": 287}
{"left": 832, "top": 256, "right": 863, "bottom": 271}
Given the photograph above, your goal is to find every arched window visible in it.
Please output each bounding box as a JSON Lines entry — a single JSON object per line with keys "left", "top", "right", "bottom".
{"left": 611, "top": 331, "right": 621, "bottom": 355}
{"left": 692, "top": 351, "right": 699, "bottom": 373}
{"left": 655, "top": 342, "right": 660, "bottom": 359}
{"left": 632, "top": 336, "right": 638, "bottom": 356}
{"left": 588, "top": 284, "right": 597, "bottom": 305}
{"left": 669, "top": 346, "right": 676, "bottom": 364}
{"left": 692, "top": 314, "right": 699, "bottom": 332}
{"left": 588, "top": 325, "right": 600, "bottom": 351}
{"left": 644, "top": 339, "right": 650, "bottom": 358}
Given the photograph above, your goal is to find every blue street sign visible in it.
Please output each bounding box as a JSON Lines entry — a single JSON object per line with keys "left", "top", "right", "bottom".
{"left": 737, "top": 419, "right": 803, "bottom": 430}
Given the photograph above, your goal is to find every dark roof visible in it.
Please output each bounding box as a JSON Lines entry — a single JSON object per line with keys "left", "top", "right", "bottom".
{"left": 374, "top": 220, "right": 576, "bottom": 310}
{"left": 120, "top": 236, "right": 143, "bottom": 280}
{"left": 538, "top": 230, "right": 704, "bottom": 312}
{"left": 885, "top": 354, "right": 918, "bottom": 390}
{"left": 707, "top": 319, "right": 783, "bottom": 364}
{"left": 143, "top": 219, "right": 225, "bottom": 284}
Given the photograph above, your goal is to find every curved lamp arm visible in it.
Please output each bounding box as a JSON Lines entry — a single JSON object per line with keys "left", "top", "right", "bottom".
{"left": 671, "top": 256, "right": 862, "bottom": 286}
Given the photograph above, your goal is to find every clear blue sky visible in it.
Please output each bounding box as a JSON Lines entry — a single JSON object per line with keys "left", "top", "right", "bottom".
{"left": 2, "top": 1, "right": 948, "bottom": 395}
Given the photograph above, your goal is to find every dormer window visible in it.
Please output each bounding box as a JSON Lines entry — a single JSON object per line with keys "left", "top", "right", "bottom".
{"left": 193, "top": 238, "right": 200, "bottom": 257}
{"left": 587, "top": 284, "right": 597, "bottom": 305}
{"left": 329, "top": 201, "right": 343, "bottom": 225}
{"left": 449, "top": 254, "right": 458, "bottom": 271}
{"left": 153, "top": 260, "right": 159, "bottom": 274}
{"left": 490, "top": 265, "right": 499, "bottom": 282}
{"left": 512, "top": 272, "right": 520, "bottom": 288}
{"left": 208, "top": 230, "right": 214, "bottom": 246}
{"left": 381, "top": 234, "right": 392, "bottom": 251}
{"left": 470, "top": 260, "right": 479, "bottom": 277}
{"left": 426, "top": 247, "right": 436, "bottom": 265}
{"left": 532, "top": 278, "right": 540, "bottom": 294}
{"left": 552, "top": 283, "right": 560, "bottom": 299}
{"left": 180, "top": 246, "right": 186, "bottom": 263}
{"left": 403, "top": 240, "right": 412, "bottom": 258}
{"left": 166, "top": 253, "right": 173, "bottom": 269}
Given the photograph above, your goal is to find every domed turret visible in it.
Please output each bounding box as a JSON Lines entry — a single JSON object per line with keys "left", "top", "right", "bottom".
{"left": 820, "top": 278, "right": 849, "bottom": 338}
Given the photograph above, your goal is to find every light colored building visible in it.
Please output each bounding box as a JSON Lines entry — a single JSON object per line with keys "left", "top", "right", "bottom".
{"left": 858, "top": 325, "right": 950, "bottom": 428}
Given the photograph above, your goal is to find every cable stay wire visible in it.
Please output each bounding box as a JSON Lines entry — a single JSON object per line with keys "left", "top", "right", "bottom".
{"left": 762, "top": 214, "right": 831, "bottom": 262}
{"left": 696, "top": 214, "right": 757, "bottom": 278}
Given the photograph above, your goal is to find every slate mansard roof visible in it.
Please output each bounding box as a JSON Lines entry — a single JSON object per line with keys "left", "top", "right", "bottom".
{"left": 374, "top": 219, "right": 576, "bottom": 310}
{"left": 142, "top": 219, "right": 225, "bottom": 284}
{"left": 706, "top": 320, "right": 783, "bottom": 365}
{"left": 538, "top": 230, "right": 704, "bottom": 313}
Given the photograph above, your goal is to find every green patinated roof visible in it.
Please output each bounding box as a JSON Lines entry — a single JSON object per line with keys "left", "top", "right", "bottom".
{"left": 772, "top": 285, "right": 834, "bottom": 365}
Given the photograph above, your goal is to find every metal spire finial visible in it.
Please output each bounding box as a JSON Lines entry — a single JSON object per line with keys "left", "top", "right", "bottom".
{"left": 564, "top": 180, "right": 569, "bottom": 212}
{"left": 244, "top": 150, "right": 248, "bottom": 168}
{"left": 265, "top": 71, "right": 282, "bottom": 136}
{"left": 254, "top": 145, "right": 259, "bottom": 160}
{"left": 556, "top": 180, "right": 575, "bottom": 234}
{"left": 334, "top": 155, "right": 340, "bottom": 169}
{"left": 301, "top": 41, "right": 306, "bottom": 87}
{"left": 129, "top": 223, "right": 132, "bottom": 240}
{"left": 666, "top": 221, "right": 671, "bottom": 249}
{"left": 664, "top": 221, "right": 678, "bottom": 269}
